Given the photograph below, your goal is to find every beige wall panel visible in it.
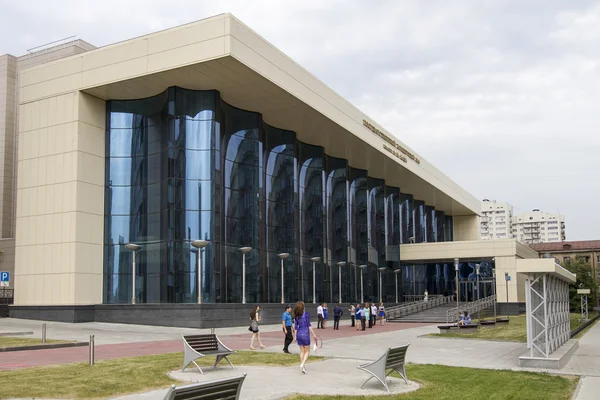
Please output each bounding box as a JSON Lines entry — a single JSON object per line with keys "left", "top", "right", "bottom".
{"left": 494, "top": 255, "right": 523, "bottom": 303}
{"left": 82, "top": 57, "right": 148, "bottom": 89}
{"left": 82, "top": 39, "right": 147, "bottom": 71}
{"left": 20, "top": 73, "right": 82, "bottom": 104}
{"left": 20, "top": 56, "right": 83, "bottom": 88}
{"left": 77, "top": 122, "right": 105, "bottom": 158}
{"left": 453, "top": 215, "right": 481, "bottom": 241}
{"left": 147, "top": 37, "right": 227, "bottom": 74}
{"left": 147, "top": 17, "right": 226, "bottom": 55}
{"left": 73, "top": 272, "right": 102, "bottom": 305}
{"left": 76, "top": 152, "right": 104, "bottom": 186}
{"left": 0, "top": 239, "right": 16, "bottom": 289}
{"left": 15, "top": 91, "right": 106, "bottom": 306}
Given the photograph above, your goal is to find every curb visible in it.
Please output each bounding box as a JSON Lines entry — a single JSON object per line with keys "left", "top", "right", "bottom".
{"left": 0, "top": 342, "right": 89, "bottom": 352}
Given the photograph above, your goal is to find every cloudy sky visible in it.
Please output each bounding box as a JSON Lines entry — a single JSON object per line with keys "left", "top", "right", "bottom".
{"left": 2, "top": 0, "right": 599, "bottom": 240}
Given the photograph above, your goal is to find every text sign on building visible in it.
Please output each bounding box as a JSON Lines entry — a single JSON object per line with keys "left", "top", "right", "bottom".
{"left": 0, "top": 271, "right": 9, "bottom": 286}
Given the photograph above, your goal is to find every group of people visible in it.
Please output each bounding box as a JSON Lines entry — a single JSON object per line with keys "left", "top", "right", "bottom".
{"left": 457, "top": 310, "right": 472, "bottom": 326}
{"left": 249, "top": 301, "right": 389, "bottom": 374}
{"left": 349, "top": 303, "right": 386, "bottom": 330}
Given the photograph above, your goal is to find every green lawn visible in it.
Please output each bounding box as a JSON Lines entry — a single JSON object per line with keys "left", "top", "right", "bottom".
{"left": 427, "top": 313, "right": 597, "bottom": 342}
{"left": 0, "top": 337, "right": 71, "bottom": 348}
{"left": 0, "top": 351, "right": 321, "bottom": 399}
{"left": 288, "top": 364, "right": 577, "bottom": 400}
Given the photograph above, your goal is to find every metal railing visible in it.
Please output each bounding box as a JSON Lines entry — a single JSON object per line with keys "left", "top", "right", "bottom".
{"left": 446, "top": 295, "right": 497, "bottom": 323}
{"left": 386, "top": 295, "right": 454, "bottom": 320}
{"left": 403, "top": 294, "right": 443, "bottom": 303}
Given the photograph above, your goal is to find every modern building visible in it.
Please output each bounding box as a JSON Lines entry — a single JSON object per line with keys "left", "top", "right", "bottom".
{"left": 3, "top": 14, "right": 544, "bottom": 326}
{"left": 0, "top": 40, "right": 96, "bottom": 289}
{"left": 513, "top": 209, "right": 566, "bottom": 244}
{"left": 529, "top": 241, "right": 600, "bottom": 283}
{"left": 480, "top": 200, "right": 513, "bottom": 240}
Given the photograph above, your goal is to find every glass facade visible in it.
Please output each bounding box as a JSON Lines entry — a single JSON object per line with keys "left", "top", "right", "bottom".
{"left": 104, "top": 87, "right": 456, "bottom": 304}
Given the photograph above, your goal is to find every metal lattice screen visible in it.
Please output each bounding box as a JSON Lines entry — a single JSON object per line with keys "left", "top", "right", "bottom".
{"left": 526, "top": 274, "right": 570, "bottom": 358}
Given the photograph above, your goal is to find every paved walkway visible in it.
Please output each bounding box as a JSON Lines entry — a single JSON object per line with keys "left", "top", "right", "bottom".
{"left": 0, "top": 318, "right": 429, "bottom": 370}
{"left": 111, "top": 359, "right": 421, "bottom": 400}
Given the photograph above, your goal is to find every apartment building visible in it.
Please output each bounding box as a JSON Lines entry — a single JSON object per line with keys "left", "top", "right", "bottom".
{"left": 480, "top": 199, "right": 513, "bottom": 240}
{"left": 0, "top": 39, "right": 96, "bottom": 287}
{"left": 513, "top": 209, "right": 566, "bottom": 244}
{"left": 529, "top": 240, "right": 600, "bottom": 284}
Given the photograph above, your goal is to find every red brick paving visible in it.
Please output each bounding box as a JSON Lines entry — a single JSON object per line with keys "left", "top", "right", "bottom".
{"left": 0, "top": 321, "right": 432, "bottom": 371}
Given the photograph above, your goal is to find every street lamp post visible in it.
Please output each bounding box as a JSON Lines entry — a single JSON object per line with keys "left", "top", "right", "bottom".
{"left": 336, "top": 262, "right": 346, "bottom": 303}
{"left": 394, "top": 269, "right": 401, "bottom": 304}
{"left": 125, "top": 243, "right": 142, "bottom": 304}
{"left": 475, "top": 263, "right": 480, "bottom": 321}
{"left": 377, "top": 267, "right": 386, "bottom": 304}
{"left": 191, "top": 240, "right": 209, "bottom": 304}
{"left": 358, "top": 265, "right": 367, "bottom": 303}
{"left": 505, "top": 272, "right": 510, "bottom": 318}
{"left": 310, "top": 257, "right": 321, "bottom": 304}
{"left": 237, "top": 247, "right": 252, "bottom": 304}
{"left": 278, "top": 253, "right": 290, "bottom": 304}
{"left": 454, "top": 258, "right": 460, "bottom": 314}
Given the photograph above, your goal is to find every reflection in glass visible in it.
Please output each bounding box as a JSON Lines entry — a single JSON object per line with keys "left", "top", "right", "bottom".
{"left": 104, "top": 86, "right": 457, "bottom": 305}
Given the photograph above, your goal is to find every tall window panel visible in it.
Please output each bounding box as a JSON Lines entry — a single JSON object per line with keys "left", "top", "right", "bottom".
{"left": 265, "top": 125, "right": 297, "bottom": 304}
{"left": 399, "top": 193, "right": 414, "bottom": 244}
{"left": 435, "top": 210, "right": 446, "bottom": 242}
{"left": 221, "top": 102, "right": 263, "bottom": 304}
{"left": 326, "top": 156, "right": 349, "bottom": 303}
{"left": 298, "top": 142, "right": 325, "bottom": 303}
{"left": 385, "top": 186, "right": 401, "bottom": 302}
{"left": 367, "top": 177, "right": 385, "bottom": 301}
{"left": 425, "top": 205, "right": 435, "bottom": 243}
{"left": 349, "top": 168, "right": 368, "bottom": 302}
{"left": 413, "top": 200, "right": 426, "bottom": 243}
{"left": 445, "top": 216, "right": 454, "bottom": 242}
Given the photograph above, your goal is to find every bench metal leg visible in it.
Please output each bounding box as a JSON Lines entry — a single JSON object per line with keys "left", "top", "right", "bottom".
{"left": 214, "top": 355, "right": 234, "bottom": 369}
{"left": 359, "top": 370, "right": 389, "bottom": 392}
{"left": 192, "top": 360, "right": 204, "bottom": 374}
{"left": 386, "top": 365, "right": 408, "bottom": 384}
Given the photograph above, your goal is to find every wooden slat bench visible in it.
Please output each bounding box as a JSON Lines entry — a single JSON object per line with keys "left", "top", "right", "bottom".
{"left": 438, "top": 324, "right": 480, "bottom": 334}
{"left": 162, "top": 374, "right": 246, "bottom": 400}
{"left": 181, "top": 334, "right": 235, "bottom": 374}
{"left": 357, "top": 344, "right": 410, "bottom": 392}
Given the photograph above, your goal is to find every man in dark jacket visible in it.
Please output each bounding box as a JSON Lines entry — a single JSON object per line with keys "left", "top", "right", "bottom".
{"left": 333, "top": 304, "right": 343, "bottom": 330}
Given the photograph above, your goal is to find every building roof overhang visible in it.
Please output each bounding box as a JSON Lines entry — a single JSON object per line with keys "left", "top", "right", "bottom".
{"left": 18, "top": 13, "right": 480, "bottom": 216}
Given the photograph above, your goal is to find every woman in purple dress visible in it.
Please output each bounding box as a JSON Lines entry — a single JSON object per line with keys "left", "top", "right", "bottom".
{"left": 292, "top": 300, "right": 317, "bottom": 374}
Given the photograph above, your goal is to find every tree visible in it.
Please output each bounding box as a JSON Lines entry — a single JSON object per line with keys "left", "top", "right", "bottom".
{"left": 562, "top": 258, "right": 599, "bottom": 312}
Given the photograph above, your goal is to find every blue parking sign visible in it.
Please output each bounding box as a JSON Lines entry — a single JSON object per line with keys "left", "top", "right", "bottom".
{"left": 0, "top": 272, "right": 9, "bottom": 282}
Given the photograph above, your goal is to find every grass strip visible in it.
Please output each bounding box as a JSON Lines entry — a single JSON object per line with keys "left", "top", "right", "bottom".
{"left": 0, "top": 350, "right": 320, "bottom": 399}
{"left": 287, "top": 363, "right": 578, "bottom": 400}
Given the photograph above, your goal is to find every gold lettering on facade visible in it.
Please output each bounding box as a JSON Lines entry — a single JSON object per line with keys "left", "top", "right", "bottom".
{"left": 362, "top": 119, "right": 420, "bottom": 164}
{"left": 383, "top": 144, "right": 408, "bottom": 163}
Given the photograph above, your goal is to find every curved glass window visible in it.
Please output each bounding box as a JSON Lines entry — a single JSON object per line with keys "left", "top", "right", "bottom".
{"left": 104, "top": 86, "right": 458, "bottom": 305}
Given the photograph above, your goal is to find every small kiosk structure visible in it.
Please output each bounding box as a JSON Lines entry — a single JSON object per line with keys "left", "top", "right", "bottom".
{"left": 516, "top": 258, "right": 577, "bottom": 368}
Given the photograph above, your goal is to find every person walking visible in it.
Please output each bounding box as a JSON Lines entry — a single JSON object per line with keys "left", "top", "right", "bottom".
{"left": 317, "top": 303, "right": 324, "bottom": 329}
{"left": 333, "top": 303, "right": 343, "bottom": 330}
{"left": 378, "top": 303, "right": 386, "bottom": 326}
{"left": 322, "top": 303, "right": 329, "bottom": 328}
{"left": 249, "top": 305, "right": 265, "bottom": 350}
{"left": 371, "top": 303, "right": 377, "bottom": 327}
{"left": 365, "top": 302, "right": 371, "bottom": 329}
{"left": 349, "top": 303, "right": 356, "bottom": 327}
{"left": 424, "top": 289, "right": 429, "bottom": 302}
{"left": 293, "top": 301, "right": 318, "bottom": 374}
{"left": 282, "top": 304, "right": 294, "bottom": 354}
